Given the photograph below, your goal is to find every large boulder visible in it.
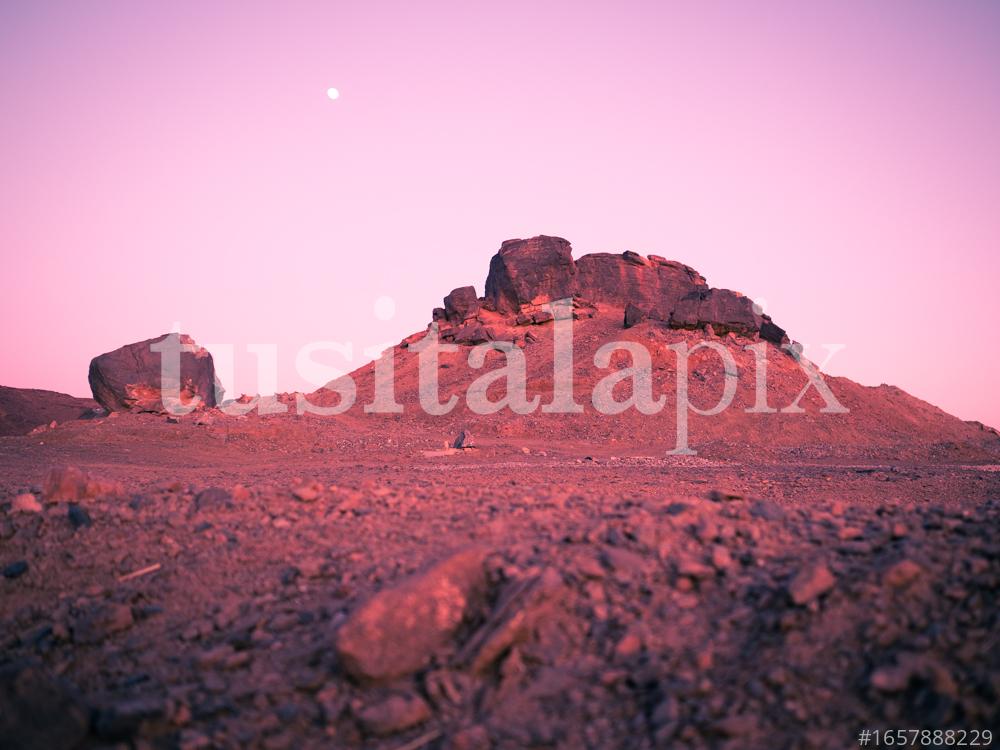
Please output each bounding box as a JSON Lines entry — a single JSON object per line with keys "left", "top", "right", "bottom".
{"left": 670, "top": 289, "right": 787, "bottom": 343}
{"left": 442, "top": 286, "right": 481, "bottom": 324}
{"left": 88, "top": 333, "right": 221, "bottom": 413}
{"left": 575, "top": 251, "right": 706, "bottom": 320}
{"left": 485, "top": 236, "right": 577, "bottom": 314}
{"left": 0, "top": 386, "right": 98, "bottom": 436}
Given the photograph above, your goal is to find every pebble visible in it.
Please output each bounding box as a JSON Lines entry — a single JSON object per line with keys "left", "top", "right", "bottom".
{"left": 787, "top": 562, "right": 836, "bottom": 605}
{"left": 11, "top": 493, "right": 42, "bottom": 513}
{"left": 3, "top": 560, "right": 29, "bottom": 579}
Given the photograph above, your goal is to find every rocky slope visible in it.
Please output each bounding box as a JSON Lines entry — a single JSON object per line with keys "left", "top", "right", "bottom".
{"left": 0, "top": 386, "right": 98, "bottom": 436}
{"left": 310, "top": 236, "right": 998, "bottom": 462}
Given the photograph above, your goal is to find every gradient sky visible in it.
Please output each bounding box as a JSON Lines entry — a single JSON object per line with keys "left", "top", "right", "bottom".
{"left": 2, "top": 1, "right": 999, "bottom": 426}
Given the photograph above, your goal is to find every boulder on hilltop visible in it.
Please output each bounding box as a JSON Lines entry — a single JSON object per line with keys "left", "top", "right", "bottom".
{"left": 431, "top": 235, "right": 789, "bottom": 345}
{"left": 88, "top": 333, "right": 222, "bottom": 413}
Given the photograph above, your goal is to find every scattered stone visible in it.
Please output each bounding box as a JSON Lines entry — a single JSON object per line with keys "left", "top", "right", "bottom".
{"left": 787, "top": 562, "right": 836, "bottom": 605}
{"left": 356, "top": 692, "right": 431, "bottom": 736}
{"left": 883, "top": 559, "right": 923, "bottom": 589}
{"left": 67, "top": 503, "right": 92, "bottom": 530}
{"left": 72, "top": 602, "right": 135, "bottom": 644}
{"left": 43, "top": 466, "right": 123, "bottom": 503}
{"left": 11, "top": 493, "right": 42, "bottom": 513}
{"left": 292, "top": 480, "right": 323, "bottom": 503}
{"left": 3, "top": 560, "right": 29, "bottom": 579}
{"left": 193, "top": 487, "right": 232, "bottom": 513}
{"left": 334, "top": 547, "right": 490, "bottom": 683}
{"left": 453, "top": 430, "right": 476, "bottom": 450}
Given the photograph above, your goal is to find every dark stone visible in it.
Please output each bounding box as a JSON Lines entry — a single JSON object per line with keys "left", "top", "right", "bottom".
{"left": 670, "top": 288, "right": 786, "bottom": 341}
{"left": 0, "top": 662, "right": 89, "bottom": 750}
{"left": 453, "top": 430, "right": 476, "bottom": 449}
{"left": 624, "top": 303, "right": 646, "bottom": 329}
{"left": 452, "top": 324, "right": 493, "bottom": 346}
{"left": 3, "top": 560, "right": 29, "bottom": 579}
{"left": 67, "top": 504, "right": 92, "bottom": 530}
{"left": 88, "top": 333, "right": 223, "bottom": 413}
{"left": 193, "top": 487, "right": 233, "bottom": 514}
{"left": 443, "top": 286, "right": 481, "bottom": 324}
{"left": 93, "top": 696, "right": 164, "bottom": 740}
{"left": 485, "top": 236, "right": 577, "bottom": 314}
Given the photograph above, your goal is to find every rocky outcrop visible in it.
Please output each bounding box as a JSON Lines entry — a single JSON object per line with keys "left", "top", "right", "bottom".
{"left": 0, "top": 386, "right": 98, "bottom": 436}
{"left": 430, "top": 235, "right": 789, "bottom": 345}
{"left": 441, "top": 286, "right": 481, "bottom": 325}
{"left": 670, "top": 288, "right": 787, "bottom": 343}
{"left": 575, "top": 251, "right": 706, "bottom": 320}
{"left": 485, "top": 236, "right": 577, "bottom": 314}
{"left": 88, "top": 333, "right": 221, "bottom": 413}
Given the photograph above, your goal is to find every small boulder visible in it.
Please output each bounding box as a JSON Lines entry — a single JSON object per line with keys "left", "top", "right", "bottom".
{"left": 443, "top": 286, "right": 481, "bottom": 325}
{"left": 334, "top": 547, "right": 490, "bottom": 683}
{"left": 453, "top": 430, "right": 476, "bottom": 450}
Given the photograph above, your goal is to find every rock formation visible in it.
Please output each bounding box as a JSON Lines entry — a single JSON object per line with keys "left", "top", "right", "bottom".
{"left": 88, "top": 333, "right": 221, "bottom": 413}
{"left": 429, "top": 235, "right": 787, "bottom": 346}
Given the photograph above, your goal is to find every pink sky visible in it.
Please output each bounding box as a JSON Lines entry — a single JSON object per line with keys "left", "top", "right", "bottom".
{"left": 2, "top": 1, "right": 999, "bottom": 427}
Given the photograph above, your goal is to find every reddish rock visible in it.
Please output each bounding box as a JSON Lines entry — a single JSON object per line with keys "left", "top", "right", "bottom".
{"left": 453, "top": 235, "right": 789, "bottom": 342}
{"left": 575, "top": 252, "right": 706, "bottom": 320}
{"left": 883, "top": 559, "right": 923, "bottom": 588}
{"left": 485, "top": 236, "right": 577, "bottom": 314}
{"left": 670, "top": 288, "right": 787, "bottom": 343}
{"left": 787, "top": 562, "right": 836, "bottom": 605}
{"left": 334, "top": 547, "right": 490, "bottom": 683}
{"left": 443, "top": 286, "right": 481, "bottom": 325}
{"left": 43, "top": 466, "right": 124, "bottom": 503}
{"left": 88, "top": 333, "right": 222, "bottom": 413}
{"left": 356, "top": 692, "right": 431, "bottom": 736}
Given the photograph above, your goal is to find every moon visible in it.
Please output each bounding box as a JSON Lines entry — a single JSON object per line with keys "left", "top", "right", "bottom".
{"left": 326, "top": 87, "right": 340, "bottom": 100}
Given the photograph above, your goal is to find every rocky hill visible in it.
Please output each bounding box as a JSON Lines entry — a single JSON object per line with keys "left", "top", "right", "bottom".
{"left": 312, "top": 236, "right": 998, "bottom": 461}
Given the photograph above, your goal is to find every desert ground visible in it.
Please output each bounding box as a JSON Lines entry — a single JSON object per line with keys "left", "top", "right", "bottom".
{"left": 2, "top": 396, "right": 999, "bottom": 750}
